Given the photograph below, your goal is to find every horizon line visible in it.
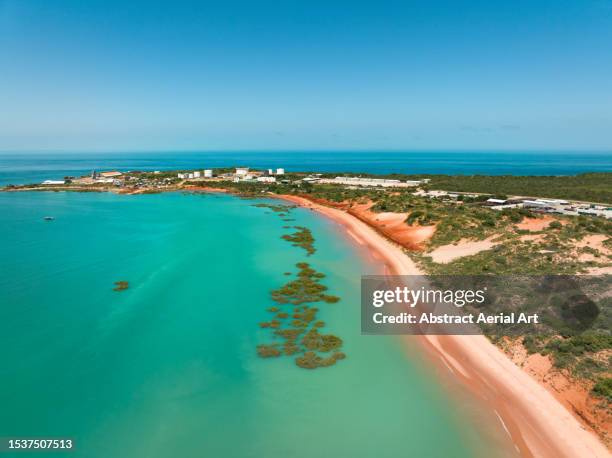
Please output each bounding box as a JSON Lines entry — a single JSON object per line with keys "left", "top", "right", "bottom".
{"left": 1, "top": 148, "right": 612, "bottom": 155}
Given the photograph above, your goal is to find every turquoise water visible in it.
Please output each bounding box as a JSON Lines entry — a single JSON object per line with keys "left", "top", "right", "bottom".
{"left": 1, "top": 150, "right": 611, "bottom": 185}
{"left": 1, "top": 191, "right": 499, "bottom": 457}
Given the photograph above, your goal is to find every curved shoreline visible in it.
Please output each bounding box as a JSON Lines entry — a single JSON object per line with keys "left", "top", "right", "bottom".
{"left": 279, "top": 193, "right": 610, "bottom": 458}
{"left": 6, "top": 186, "right": 609, "bottom": 456}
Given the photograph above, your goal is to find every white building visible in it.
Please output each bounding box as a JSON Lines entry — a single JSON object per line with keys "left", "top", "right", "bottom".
{"left": 414, "top": 189, "right": 447, "bottom": 197}
{"left": 319, "top": 176, "right": 424, "bottom": 188}
{"left": 537, "top": 198, "right": 569, "bottom": 205}
{"left": 276, "top": 168, "right": 285, "bottom": 175}
{"left": 236, "top": 167, "right": 249, "bottom": 176}
{"left": 193, "top": 171, "right": 201, "bottom": 178}
{"left": 100, "top": 171, "right": 123, "bottom": 178}
{"left": 178, "top": 173, "right": 188, "bottom": 179}
{"left": 257, "top": 176, "right": 277, "bottom": 183}
{"left": 490, "top": 203, "right": 522, "bottom": 211}
{"left": 42, "top": 180, "right": 65, "bottom": 185}
{"left": 204, "top": 169, "right": 213, "bottom": 178}
{"left": 523, "top": 200, "right": 552, "bottom": 209}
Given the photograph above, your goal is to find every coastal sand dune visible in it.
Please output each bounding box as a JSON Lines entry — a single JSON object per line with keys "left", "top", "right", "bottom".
{"left": 427, "top": 236, "right": 499, "bottom": 264}
{"left": 347, "top": 201, "right": 435, "bottom": 249}
{"left": 576, "top": 234, "right": 611, "bottom": 253}
{"left": 516, "top": 216, "right": 555, "bottom": 231}
{"left": 280, "top": 194, "right": 611, "bottom": 458}
{"left": 574, "top": 234, "right": 612, "bottom": 274}
{"left": 350, "top": 203, "right": 435, "bottom": 250}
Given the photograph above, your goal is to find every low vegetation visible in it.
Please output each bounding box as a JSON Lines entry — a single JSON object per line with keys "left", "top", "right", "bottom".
{"left": 313, "top": 172, "right": 612, "bottom": 204}
{"left": 592, "top": 378, "right": 612, "bottom": 401}
{"left": 423, "top": 173, "right": 612, "bottom": 205}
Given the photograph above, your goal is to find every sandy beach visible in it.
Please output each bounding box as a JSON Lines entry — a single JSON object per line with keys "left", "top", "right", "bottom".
{"left": 280, "top": 194, "right": 611, "bottom": 458}
{"left": 427, "top": 236, "right": 500, "bottom": 264}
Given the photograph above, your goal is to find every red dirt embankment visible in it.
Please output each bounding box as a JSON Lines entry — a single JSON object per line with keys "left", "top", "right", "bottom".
{"left": 290, "top": 195, "right": 435, "bottom": 250}
{"left": 504, "top": 340, "right": 612, "bottom": 447}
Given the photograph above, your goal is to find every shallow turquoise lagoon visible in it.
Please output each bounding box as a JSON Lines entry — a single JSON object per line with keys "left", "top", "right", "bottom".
{"left": 0, "top": 191, "right": 500, "bottom": 457}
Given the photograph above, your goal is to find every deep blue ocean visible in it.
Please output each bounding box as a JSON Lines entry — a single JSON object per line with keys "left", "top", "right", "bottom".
{"left": 0, "top": 151, "right": 610, "bottom": 185}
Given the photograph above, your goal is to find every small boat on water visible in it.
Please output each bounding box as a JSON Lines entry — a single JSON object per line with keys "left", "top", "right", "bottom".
{"left": 43, "top": 216, "right": 55, "bottom": 221}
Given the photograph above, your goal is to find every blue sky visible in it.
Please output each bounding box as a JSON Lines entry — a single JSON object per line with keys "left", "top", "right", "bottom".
{"left": 1, "top": 0, "right": 611, "bottom": 152}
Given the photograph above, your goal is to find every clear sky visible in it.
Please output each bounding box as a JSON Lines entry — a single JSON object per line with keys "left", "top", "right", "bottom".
{"left": 1, "top": 0, "right": 611, "bottom": 152}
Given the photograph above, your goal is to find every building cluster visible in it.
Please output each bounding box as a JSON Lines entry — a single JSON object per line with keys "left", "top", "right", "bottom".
{"left": 174, "top": 167, "right": 286, "bottom": 183}
{"left": 40, "top": 169, "right": 184, "bottom": 189}
{"left": 177, "top": 170, "right": 213, "bottom": 180}
{"left": 413, "top": 190, "right": 611, "bottom": 220}
{"left": 42, "top": 170, "right": 128, "bottom": 186}
{"left": 488, "top": 198, "right": 612, "bottom": 219}
{"left": 87, "top": 170, "right": 124, "bottom": 185}
{"left": 317, "top": 176, "right": 430, "bottom": 188}
{"left": 232, "top": 167, "right": 285, "bottom": 183}
{"left": 414, "top": 189, "right": 477, "bottom": 199}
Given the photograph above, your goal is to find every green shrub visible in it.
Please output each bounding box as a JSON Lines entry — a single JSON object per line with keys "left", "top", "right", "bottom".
{"left": 592, "top": 378, "right": 612, "bottom": 400}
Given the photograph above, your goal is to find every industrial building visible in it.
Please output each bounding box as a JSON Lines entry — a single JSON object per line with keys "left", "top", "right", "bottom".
{"left": 100, "top": 171, "right": 123, "bottom": 178}
{"left": 318, "top": 176, "right": 428, "bottom": 188}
